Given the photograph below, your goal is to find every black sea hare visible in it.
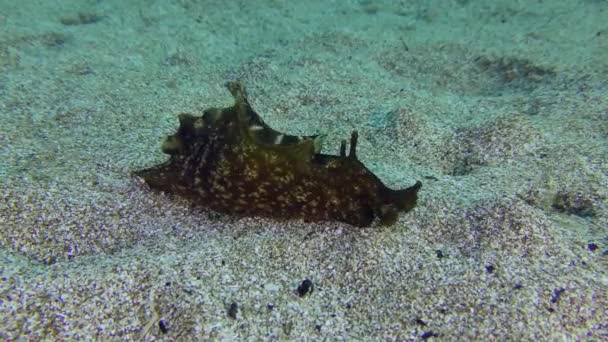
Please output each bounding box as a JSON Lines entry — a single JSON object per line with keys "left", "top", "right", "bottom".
{"left": 133, "top": 82, "right": 422, "bottom": 227}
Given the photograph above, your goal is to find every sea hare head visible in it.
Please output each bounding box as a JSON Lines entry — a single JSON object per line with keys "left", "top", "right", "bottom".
{"left": 134, "top": 82, "right": 421, "bottom": 227}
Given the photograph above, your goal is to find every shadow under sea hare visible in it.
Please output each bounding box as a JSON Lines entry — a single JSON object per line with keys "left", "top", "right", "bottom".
{"left": 133, "top": 82, "right": 421, "bottom": 227}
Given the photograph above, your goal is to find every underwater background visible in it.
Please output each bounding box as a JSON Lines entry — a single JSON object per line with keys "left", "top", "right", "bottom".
{"left": 0, "top": 0, "right": 606, "bottom": 339}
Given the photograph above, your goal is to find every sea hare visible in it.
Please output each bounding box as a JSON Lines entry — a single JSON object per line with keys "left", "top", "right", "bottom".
{"left": 133, "top": 82, "right": 421, "bottom": 227}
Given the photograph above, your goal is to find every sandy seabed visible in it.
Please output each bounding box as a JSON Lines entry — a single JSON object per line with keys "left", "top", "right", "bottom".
{"left": 1, "top": 0, "right": 607, "bottom": 340}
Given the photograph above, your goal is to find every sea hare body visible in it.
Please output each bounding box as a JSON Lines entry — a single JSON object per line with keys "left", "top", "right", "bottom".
{"left": 133, "top": 82, "right": 421, "bottom": 227}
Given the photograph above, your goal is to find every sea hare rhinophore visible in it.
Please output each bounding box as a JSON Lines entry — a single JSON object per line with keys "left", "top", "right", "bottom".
{"left": 133, "top": 82, "right": 421, "bottom": 227}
